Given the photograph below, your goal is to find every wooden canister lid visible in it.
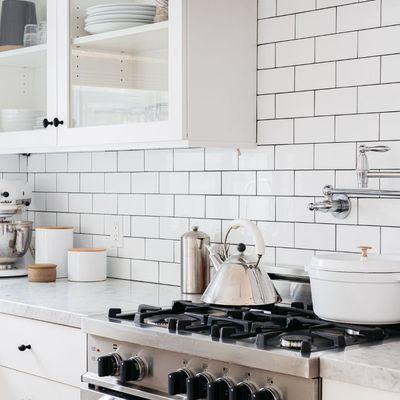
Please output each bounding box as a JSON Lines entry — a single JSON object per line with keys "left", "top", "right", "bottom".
{"left": 68, "top": 248, "right": 106, "bottom": 253}
{"left": 28, "top": 264, "right": 57, "bottom": 270}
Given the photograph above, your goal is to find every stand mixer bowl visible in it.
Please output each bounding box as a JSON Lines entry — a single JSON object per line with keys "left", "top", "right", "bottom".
{"left": 0, "top": 221, "right": 32, "bottom": 269}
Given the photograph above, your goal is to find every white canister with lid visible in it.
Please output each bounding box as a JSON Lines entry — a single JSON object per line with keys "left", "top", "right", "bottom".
{"left": 68, "top": 248, "right": 107, "bottom": 282}
{"left": 306, "top": 246, "right": 400, "bottom": 325}
{"left": 35, "top": 226, "right": 74, "bottom": 278}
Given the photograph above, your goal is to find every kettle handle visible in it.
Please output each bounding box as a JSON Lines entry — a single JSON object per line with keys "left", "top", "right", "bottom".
{"left": 229, "top": 219, "right": 265, "bottom": 257}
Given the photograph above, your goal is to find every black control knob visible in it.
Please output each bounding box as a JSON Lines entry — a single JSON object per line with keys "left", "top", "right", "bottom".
{"left": 187, "top": 372, "right": 214, "bottom": 400}
{"left": 119, "top": 356, "right": 147, "bottom": 383}
{"left": 252, "top": 387, "right": 282, "bottom": 400}
{"left": 230, "top": 382, "right": 258, "bottom": 400}
{"left": 168, "top": 368, "right": 193, "bottom": 395}
{"left": 98, "top": 353, "right": 122, "bottom": 377}
{"left": 208, "top": 378, "right": 234, "bottom": 400}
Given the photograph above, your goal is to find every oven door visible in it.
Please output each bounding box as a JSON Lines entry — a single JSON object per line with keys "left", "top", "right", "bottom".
{"left": 81, "top": 388, "right": 126, "bottom": 400}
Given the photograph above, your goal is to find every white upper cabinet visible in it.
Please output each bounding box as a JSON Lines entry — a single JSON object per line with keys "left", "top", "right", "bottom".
{"left": 0, "top": 0, "right": 257, "bottom": 154}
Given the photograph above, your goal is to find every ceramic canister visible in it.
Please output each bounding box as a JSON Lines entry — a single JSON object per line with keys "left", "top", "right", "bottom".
{"left": 35, "top": 226, "right": 74, "bottom": 278}
{"left": 68, "top": 248, "right": 107, "bottom": 282}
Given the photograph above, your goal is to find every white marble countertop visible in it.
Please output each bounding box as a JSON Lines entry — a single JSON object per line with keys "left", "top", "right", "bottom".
{"left": 320, "top": 339, "right": 400, "bottom": 393}
{"left": 0, "top": 277, "right": 185, "bottom": 328}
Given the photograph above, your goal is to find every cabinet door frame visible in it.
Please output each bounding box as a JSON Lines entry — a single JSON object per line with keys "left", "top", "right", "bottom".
{"left": 56, "top": 0, "right": 187, "bottom": 151}
{"left": 0, "top": 0, "right": 58, "bottom": 153}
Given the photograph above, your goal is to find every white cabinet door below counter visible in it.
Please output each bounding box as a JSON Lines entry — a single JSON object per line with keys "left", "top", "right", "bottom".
{"left": 323, "top": 379, "right": 400, "bottom": 400}
{"left": 0, "top": 366, "right": 80, "bottom": 400}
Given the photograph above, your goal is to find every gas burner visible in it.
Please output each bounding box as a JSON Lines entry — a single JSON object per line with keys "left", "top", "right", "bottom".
{"left": 143, "top": 314, "right": 197, "bottom": 327}
{"left": 280, "top": 335, "right": 311, "bottom": 349}
{"left": 345, "top": 328, "right": 362, "bottom": 336}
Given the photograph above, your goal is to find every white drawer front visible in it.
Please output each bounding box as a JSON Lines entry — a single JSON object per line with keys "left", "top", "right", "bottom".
{"left": 0, "top": 313, "right": 86, "bottom": 387}
{"left": 0, "top": 365, "right": 80, "bottom": 400}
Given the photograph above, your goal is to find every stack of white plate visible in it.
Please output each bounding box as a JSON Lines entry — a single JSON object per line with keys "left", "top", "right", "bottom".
{"left": 33, "top": 115, "right": 46, "bottom": 130}
{"left": 84, "top": 3, "right": 157, "bottom": 35}
{"left": 0, "top": 109, "right": 43, "bottom": 132}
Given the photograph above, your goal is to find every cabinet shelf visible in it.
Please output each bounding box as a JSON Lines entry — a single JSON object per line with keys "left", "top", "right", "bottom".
{"left": 0, "top": 44, "right": 46, "bottom": 68}
{"left": 72, "top": 21, "right": 168, "bottom": 54}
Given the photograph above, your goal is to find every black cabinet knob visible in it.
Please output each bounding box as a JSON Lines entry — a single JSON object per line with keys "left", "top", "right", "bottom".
{"left": 53, "top": 117, "right": 64, "bottom": 127}
{"left": 187, "top": 373, "right": 214, "bottom": 400}
{"left": 230, "top": 382, "right": 257, "bottom": 400}
{"left": 168, "top": 369, "right": 193, "bottom": 395}
{"left": 119, "top": 356, "right": 147, "bottom": 383}
{"left": 208, "top": 378, "right": 234, "bottom": 400}
{"left": 18, "top": 344, "right": 31, "bottom": 351}
{"left": 252, "top": 388, "right": 281, "bottom": 400}
{"left": 42, "top": 118, "right": 53, "bottom": 128}
{"left": 97, "top": 353, "right": 122, "bottom": 377}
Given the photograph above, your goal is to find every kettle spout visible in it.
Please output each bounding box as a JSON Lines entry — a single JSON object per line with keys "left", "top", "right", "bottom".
{"left": 207, "top": 244, "right": 226, "bottom": 271}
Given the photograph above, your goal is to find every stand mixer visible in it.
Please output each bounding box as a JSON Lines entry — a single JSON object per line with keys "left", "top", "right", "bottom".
{"left": 0, "top": 179, "right": 32, "bottom": 277}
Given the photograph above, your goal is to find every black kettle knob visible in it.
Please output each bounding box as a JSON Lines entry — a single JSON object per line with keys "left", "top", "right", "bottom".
{"left": 1, "top": 192, "right": 9, "bottom": 198}
{"left": 252, "top": 388, "right": 282, "bottom": 400}
{"left": 98, "top": 353, "right": 122, "bottom": 377}
{"left": 237, "top": 243, "right": 246, "bottom": 253}
{"left": 119, "top": 356, "right": 147, "bottom": 383}
{"left": 187, "top": 372, "right": 214, "bottom": 400}
{"left": 53, "top": 117, "right": 64, "bottom": 127}
{"left": 230, "top": 382, "right": 257, "bottom": 400}
{"left": 208, "top": 378, "right": 234, "bottom": 400}
{"left": 168, "top": 369, "right": 193, "bottom": 395}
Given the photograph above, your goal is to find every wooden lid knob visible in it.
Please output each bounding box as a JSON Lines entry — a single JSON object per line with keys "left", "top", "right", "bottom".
{"left": 358, "top": 246, "right": 372, "bottom": 258}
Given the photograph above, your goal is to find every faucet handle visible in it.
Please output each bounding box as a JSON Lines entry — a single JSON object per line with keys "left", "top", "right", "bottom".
{"left": 359, "top": 145, "right": 390, "bottom": 153}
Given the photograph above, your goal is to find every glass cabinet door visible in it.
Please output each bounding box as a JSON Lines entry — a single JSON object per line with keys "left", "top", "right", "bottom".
{"left": 68, "top": 0, "right": 169, "bottom": 130}
{"left": 0, "top": 0, "right": 54, "bottom": 134}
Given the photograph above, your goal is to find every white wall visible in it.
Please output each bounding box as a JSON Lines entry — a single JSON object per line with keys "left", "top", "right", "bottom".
{"left": 2, "top": 0, "right": 400, "bottom": 286}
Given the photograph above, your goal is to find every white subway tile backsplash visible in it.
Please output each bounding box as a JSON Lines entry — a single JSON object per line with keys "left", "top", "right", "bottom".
{"left": 380, "top": 112, "right": 400, "bottom": 140}
{"left": 206, "top": 196, "right": 239, "bottom": 220}
{"left": 81, "top": 173, "right": 104, "bottom": 193}
{"left": 146, "top": 194, "right": 174, "bottom": 216}
{"left": 239, "top": 148, "right": 275, "bottom": 170}
{"left": 314, "top": 143, "right": 356, "bottom": 169}
{"left": 205, "top": 149, "right": 238, "bottom": 170}
{"left": 381, "top": 227, "right": 400, "bottom": 254}
{"left": 175, "top": 195, "right": 205, "bottom": 218}
{"left": 276, "top": 38, "right": 315, "bottom": 67}
{"left": 295, "top": 62, "right": 335, "bottom": 91}
{"left": 275, "top": 144, "right": 314, "bottom": 170}
{"left": 57, "top": 173, "right": 79, "bottom": 192}
{"left": 222, "top": 171, "right": 256, "bottom": 195}
{"left": 146, "top": 239, "right": 174, "bottom": 262}
{"left": 159, "top": 262, "right": 180, "bottom": 286}
{"left": 382, "top": 0, "right": 400, "bottom": 26}
{"left": 131, "top": 216, "right": 159, "bottom": 238}
{"left": 35, "top": 173, "right": 56, "bottom": 192}
{"left": 69, "top": 193, "right": 92, "bottom": 213}
{"left": 359, "top": 84, "right": 400, "bottom": 113}
{"left": 160, "top": 217, "right": 188, "bottom": 240}
{"left": 316, "top": 32, "right": 357, "bottom": 62}
{"left": 68, "top": 152, "right": 91, "bottom": 172}
{"left": 239, "top": 196, "right": 275, "bottom": 221}
{"left": 337, "top": 1, "right": 380, "bottom": 33}
{"left": 258, "top": 15, "right": 295, "bottom": 44}
{"left": 258, "top": 221, "right": 295, "bottom": 247}
{"left": 315, "top": 87, "right": 357, "bottom": 116}
{"left": 337, "top": 225, "right": 380, "bottom": 253}
{"left": 257, "top": 94, "right": 275, "bottom": 120}
{"left": 145, "top": 150, "right": 173, "bottom": 171}
{"left": 295, "top": 170, "right": 335, "bottom": 196}
{"left": 190, "top": 219, "right": 222, "bottom": 242}
{"left": 132, "top": 260, "right": 158, "bottom": 283}
{"left": 295, "top": 223, "right": 335, "bottom": 250}
{"left": 295, "top": 116, "right": 335, "bottom": 143}
{"left": 92, "top": 152, "right": 117, "bottom": 172}
{"left": 275, "top": 247, "right": 314, "bottom": 267}
{"left": 258, "top": 0, "right": 276, "bottom": 19}
{"left": 317, "top": 0, "right": 354, "bottom": 7}
{"left": 47, "top": 193, "right": 68, "bottom": 212}
{"left": 257, "top": 171, "right": 294, "bottom": 195}
{"left": 118, "top": 194, "right": 145, "bottom": 215}
{"left": 276, "top": 91, "right": 315, "bottom": 118}
{"left": 174, "top": 149, "right": 204, "bottom": 171}
{"left": 258, "top": 67, "right": 294, "bottom": 94}
{"left": 27, "top": 154, "right": 45, "bottom": 172}
{"left": 258, "top": 44, "right": 275, "bottom": 69}
{"left": 160, "top": 172, "right": 188, "bottom": 194}
{"left": 57, "top": 213, "right": 80, "bottom": 232}
{"left": 336, "top": 114, "right": 380, "bottom": 142}
{"left": 190, "top": 172, "right": 221, "bottom": 195}
{"left": 118, "top": 237, "right": 145, "bottom": 259}
{"left": 93, "top": 194, "right": 117, "bottom": 214}
{"left": 296, "top": 8, "right": 336, "bottom": 39}
{"left": 337, "top": 58, "right": 381, "bottom": 87}
{"left": 108, "top": 257, "right": 131, "bottom": 280}
{"left": 382, "top": 54, "right": 400, "bottom": 84}
{"left": 118, "top": 151, "right": 144, "bottom": 172}
{"left": 81, "top": 214, "right": 104, "bottom": 235}
{"left": 359, "top": 199, "right": 400, "bottom": 226}
{"left": 105, "top": 173, "right": 130, "bottom": 193}
{"left": 359, "top": 26, "right": 400, "bottom": 57}
{"left": 132, "top": 172, "right": 159, "bottom": 194}
{"left": 276, "top": 197, "right": 314, "bottom": 222}
{"left": 257, "top": 119, "right": 293, "bottom": 145}
{"left": 277, "top": 0, "right": 315, "bottom": 15}
{"left": 46, "top": 153, "right": 68, "bottom": 172}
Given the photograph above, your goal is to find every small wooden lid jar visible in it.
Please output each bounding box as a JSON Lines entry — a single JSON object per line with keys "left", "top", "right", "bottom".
{"left": 28, "top": 264, "right": 57, "bottom": 283}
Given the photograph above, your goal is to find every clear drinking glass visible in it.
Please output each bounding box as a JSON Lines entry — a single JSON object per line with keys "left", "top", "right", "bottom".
{"left": 37, "top": 21, "right": 47, "bottom": 44}
{"left": 23, "top": 24, "right": 38, "bottom": 47}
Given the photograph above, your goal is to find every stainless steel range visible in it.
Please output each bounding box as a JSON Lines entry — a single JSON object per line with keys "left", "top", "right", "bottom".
{"left": 81, "top": 300, "right": 400, "bottom": 400}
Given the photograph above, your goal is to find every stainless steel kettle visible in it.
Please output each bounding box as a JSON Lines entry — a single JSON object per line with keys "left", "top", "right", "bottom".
{"left": 201, "top": 219, "right": 281, "bottom": 306}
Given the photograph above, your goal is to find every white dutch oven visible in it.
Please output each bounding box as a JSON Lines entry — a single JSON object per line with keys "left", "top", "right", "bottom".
{"left": 306, "top": 247, "right": 400, "bottom": 325}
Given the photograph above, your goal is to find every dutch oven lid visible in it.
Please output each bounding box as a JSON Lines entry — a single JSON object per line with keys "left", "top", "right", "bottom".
{"left": 307, "top": 246, "right": 400, "bottom": 273}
